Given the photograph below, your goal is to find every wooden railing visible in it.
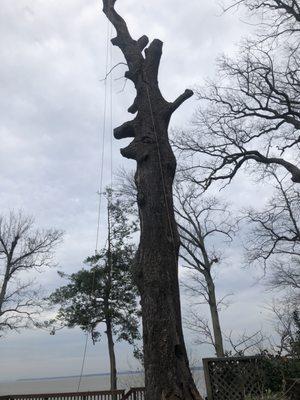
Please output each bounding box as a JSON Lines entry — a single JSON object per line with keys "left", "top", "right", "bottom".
{"left": 0, "top": 390, "right": 125, "bottom": 400}
{"left": 120, "top": 387, "right": 145, "bottom": 400}
{"left": 0, "top": 388, "right": 145, "bottom": 400}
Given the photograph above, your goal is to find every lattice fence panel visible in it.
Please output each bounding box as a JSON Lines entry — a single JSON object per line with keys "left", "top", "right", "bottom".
{"left": 203, "top": 356, "right": 266, "bottom": 400}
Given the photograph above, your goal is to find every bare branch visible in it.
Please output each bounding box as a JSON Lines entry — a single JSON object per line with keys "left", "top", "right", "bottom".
{"left": 168, "top": 89, "right": 194, "bottom": 115}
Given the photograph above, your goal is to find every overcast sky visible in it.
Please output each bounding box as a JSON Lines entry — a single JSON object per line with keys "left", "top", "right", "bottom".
{"left": 0, "top": 0, "right": 278, "bottom": 384}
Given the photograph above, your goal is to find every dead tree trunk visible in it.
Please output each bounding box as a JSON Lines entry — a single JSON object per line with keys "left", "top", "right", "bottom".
{"left": 102, "top": 2, "right": 201, "bottom": 399}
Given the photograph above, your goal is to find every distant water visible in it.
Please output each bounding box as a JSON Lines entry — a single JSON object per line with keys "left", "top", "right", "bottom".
{"left": 0, "top": 370, "right": 206, "bottom": 395}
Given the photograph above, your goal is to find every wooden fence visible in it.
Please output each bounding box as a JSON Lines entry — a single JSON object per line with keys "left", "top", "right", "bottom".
{"left": 0, "top": 388, "right": 145, "bottom": 400}
{"left": 203, "top": 356, "right": 265, "bottom": 400}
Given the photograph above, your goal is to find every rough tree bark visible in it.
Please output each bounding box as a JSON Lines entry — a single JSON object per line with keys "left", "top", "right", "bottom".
{"left": 102, "top": 1, "right": 202, "bottom": 399}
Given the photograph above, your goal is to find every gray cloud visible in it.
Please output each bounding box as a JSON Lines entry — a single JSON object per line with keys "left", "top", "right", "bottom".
{"left": 0, "top": 0, "right": 276, "bottom": 383}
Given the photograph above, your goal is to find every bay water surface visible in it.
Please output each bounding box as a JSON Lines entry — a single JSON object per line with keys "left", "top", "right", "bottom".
{"left": 0, "top": 370, "right": 206, "bottom": 395}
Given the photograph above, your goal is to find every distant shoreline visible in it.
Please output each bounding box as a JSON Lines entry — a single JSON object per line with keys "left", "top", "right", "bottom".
{"left": 17, "top": 367, "right": 203, "bottom": 382}
{"left": 17, "top": 371, "right": 142, "bottom": 382}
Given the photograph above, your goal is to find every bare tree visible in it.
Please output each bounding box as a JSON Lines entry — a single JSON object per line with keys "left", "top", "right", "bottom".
{"left": 244, "top": 173, "right": 300, "bottom": 292}
{"left": 174, "top": 0, "right": 300, "bottom": 188}
{"left": 225, "top": 330, "right": 266, "bottom": 356}
{"left": 267, "top": 298, "right": 300, "bottom": 357}
{"left": 245, "top": 174, "right": 300, "bottom": 262}
{"left": 115, "top": 167, "right": 138, "bottom": 212}
{"left": 268, "top": 261, "right": 300, "bottom": 291}
{"left": 185, "top": 308, "right": 266, "bottom": 356}
{"left": 175, "top": 183, "right": 236, "bottom": 357}
{"left": 0, "top": 211, "right": 62, "bottom": 336}
{"left": 184, "top": 310, "right": 217, "bottom": 350}
{"left": 101, "top": 1, "right": 201, "bottom": 399}
{"left": 243, "top": 172, "right": 300, "bottom": 355}
{"left": 223, "top": 1, "right": 300, "bottom": 41}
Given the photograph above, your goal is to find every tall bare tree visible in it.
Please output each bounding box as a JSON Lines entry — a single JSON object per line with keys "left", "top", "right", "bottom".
{"left": 175, "top": 184, "right": 236, "bottom": 357}
{"left": 244, "top": 173, "right": 300, "bottom": 290}
{"left": 174, "top": 0, "right": 300, "bottom": 188}
{"left": 101, "top": 2, "right": 201, "bottom": 399}
{"left": 268, "top": 299, "right": 300, "bottom": 357}
{"left": 186, "top": 306, "right": 266, "bottom": 356}
{"left": 244, "top": 172, "right": 300, "bottom": 354}
{"left": 0, "top": 212, "right": 62, "bottom": 337}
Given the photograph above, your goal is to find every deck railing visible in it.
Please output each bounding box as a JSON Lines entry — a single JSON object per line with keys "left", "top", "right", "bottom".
{"left": 120, "top": 387, "right": 145, "bottom": 400}
{"left": 0, "top": 390, "right": 125, "bottom": 400}
{"left": 0, "top": 388, "right": 145, "bottom": 400}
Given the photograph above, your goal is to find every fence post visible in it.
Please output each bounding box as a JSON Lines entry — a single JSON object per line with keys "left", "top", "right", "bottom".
{"left": 203, "top": 358, "right": 213, "bottom": 400}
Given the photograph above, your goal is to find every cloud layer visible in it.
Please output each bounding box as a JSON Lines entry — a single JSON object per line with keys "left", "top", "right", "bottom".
{"left": 0, "top": 0, "right": 274, "bottom": 382}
